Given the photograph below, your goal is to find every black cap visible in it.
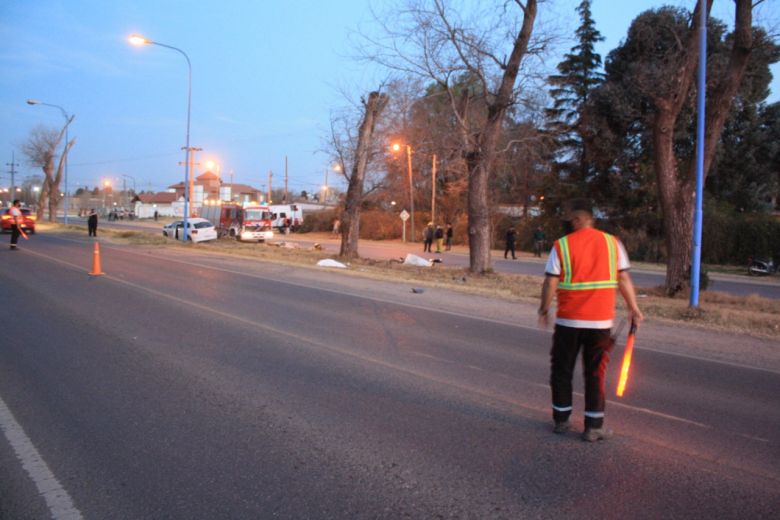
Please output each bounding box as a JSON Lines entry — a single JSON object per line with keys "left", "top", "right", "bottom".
{"left": 562, "top": 198, "right": 593, "bottom": 219}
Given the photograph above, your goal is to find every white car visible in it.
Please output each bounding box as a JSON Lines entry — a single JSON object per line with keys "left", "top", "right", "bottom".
{"left": 162, "top": 218, "right": 218, "bottom": 243}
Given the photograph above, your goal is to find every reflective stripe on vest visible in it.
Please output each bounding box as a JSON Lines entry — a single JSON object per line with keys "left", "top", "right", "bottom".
{"left": 557, "top": 232, "right": 618, "bottom": 291}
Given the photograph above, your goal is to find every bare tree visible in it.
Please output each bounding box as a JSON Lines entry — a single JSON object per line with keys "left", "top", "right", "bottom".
{"left": 329, "top": 91, "right": 390, "bottom": 259}
{"left": 360, "top": 0, "right": 539, "bottom": 273}
{"left": 20, "top": 123, "right": 75, "bottom": 221}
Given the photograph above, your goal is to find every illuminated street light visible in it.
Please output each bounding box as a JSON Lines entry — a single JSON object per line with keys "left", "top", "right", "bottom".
{"left": 129, "top": 33, "right": 194, "bottom": 240}
{"left": 27, "top": 99, "right": 74, "bottom": 224}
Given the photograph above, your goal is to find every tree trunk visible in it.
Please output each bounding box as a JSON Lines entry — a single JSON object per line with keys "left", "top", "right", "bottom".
{"left": 47, "top": 137, "right": 75, "bottom": 222}
{"left": 466, "top": 152, "right": 492, "bottom": 272}
{"left": 653, "top": 0, "right": 752, "bottom": 295}
{"left": 339, "top": 91, "right": 388, "bottom": 259}
{"left": 465, "top": 0, "right": 537, "bottom": 274}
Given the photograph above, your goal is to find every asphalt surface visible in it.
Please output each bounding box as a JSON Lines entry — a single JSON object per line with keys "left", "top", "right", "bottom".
{"left": 83, "top": 217, "right": 780, "bottom": 299}
{"left": 1, "top": 233, "right": 778, "bottom": 519}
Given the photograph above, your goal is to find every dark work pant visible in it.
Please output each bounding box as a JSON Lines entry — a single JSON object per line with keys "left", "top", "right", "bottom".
{"left": 88, "top": 224, "right": 97, "bottom": 237}
{"left": 550, "top": 325, "right": 612, "bottom": 429}
{"left": 504, "top": 243, "right": 516, "bottom": 259}
{"left": 10, "top": 225, "right": 20, "bottom": 247}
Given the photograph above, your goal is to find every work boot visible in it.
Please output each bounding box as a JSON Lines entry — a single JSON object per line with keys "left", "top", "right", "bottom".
{"left": 553, "top": 421, "right": 571, "bottom": 434}
{"left": 582, "top": 428, "right": 613, "bottom": 442}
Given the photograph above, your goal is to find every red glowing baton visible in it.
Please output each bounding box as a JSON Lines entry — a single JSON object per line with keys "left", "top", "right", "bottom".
{"left": 616, "top": 320, "right": 638, "bottom": 397}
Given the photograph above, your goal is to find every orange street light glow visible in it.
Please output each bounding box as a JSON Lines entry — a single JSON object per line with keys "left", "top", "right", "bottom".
{"left": 128, "top": 34, "right": 148, "bottom": 46}
{"left": 616, "top": 321, "right": 638, "bottom": 397}
{"left": 392, "top": 143, "right": 401, "bottom": 152}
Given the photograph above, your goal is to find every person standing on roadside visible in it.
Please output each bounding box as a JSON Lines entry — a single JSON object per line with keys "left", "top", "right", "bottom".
{"left": 445, "top": 223, "right": 453, "bottom": 251}
{"left": 423, "top": 222, "right": 434, "bottom": 253}
{"left": 8, "top": 199, "right": 22, "bottom": 250}
{"left": 504, "top": 227, "right": 517, "bottom": 259}
{"left": 538, "top": 198, "right": 644, "bottom": 442}
{"left": 533, "top": 226, "right": 546, "bottom": 257}
{"left": 88, "top": 208, "right": 98, "bottom": 237}
{"left": 434, "top": 225, "right": 444, "bottom": 253}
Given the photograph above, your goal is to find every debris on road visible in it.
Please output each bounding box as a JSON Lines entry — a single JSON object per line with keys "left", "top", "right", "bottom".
{"left": 317, "top": 259, "right": 348, "bottom": 269}
{"left": 411, "top": 288, "right": 425, "bottom": 294}
{"left": 403, "top": 254, "right": 433, "bottom": 267}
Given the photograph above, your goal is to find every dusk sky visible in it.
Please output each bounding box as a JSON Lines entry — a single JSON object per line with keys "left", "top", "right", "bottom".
{"left": 1, "top": 0, "right": 778, "bottom": 198}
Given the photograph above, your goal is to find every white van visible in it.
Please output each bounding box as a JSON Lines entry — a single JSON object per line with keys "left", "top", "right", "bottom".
{"left": 269, "top": 204, "right": 303, "bottom": 232}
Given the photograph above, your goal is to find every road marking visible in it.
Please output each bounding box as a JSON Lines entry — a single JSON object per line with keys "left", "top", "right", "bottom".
{"left": 0, "top": 396, "right": 83, "bottom": 520}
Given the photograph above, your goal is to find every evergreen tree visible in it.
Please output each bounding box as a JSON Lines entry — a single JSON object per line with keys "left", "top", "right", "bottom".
{"left": 545, "top": 0, "right": 605, "bottom": 190}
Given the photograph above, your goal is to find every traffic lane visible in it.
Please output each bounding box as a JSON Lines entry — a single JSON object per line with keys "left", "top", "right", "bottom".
{"left": 21, "top": 233, "right": 780, "bottom": 451}
{"left": 16, "top": 240, "right": 780, "bottom": 467}
{"left": 0, "top": 269, "right": 395, "bottom": 519}
{"left": 1, "top": 250, "right": 778, "bottom": 518}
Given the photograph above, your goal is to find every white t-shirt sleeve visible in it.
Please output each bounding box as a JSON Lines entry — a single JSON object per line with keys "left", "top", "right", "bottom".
{"left": 617, "top": 240, "right": 631, "bottom": 271}
{"left": 544, "top": 247, "right": 560, "bottom": 276}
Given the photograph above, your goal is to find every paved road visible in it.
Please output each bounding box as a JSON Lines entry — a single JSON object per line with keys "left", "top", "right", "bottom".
{"left": 1, "top": 233, "right": 778, "bottom": 519}
{"left": 72, "top": 217, "right": 780, "bottom": 299}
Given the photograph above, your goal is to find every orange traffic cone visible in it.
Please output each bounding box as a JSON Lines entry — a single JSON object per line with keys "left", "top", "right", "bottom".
{"left": 89, "top": 241, "right": 105, "bottom": 276}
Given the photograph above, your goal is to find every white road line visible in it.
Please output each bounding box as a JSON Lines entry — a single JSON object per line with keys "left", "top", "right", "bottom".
{"left": 0, "top": 396, "right": 83, "bottom": 520}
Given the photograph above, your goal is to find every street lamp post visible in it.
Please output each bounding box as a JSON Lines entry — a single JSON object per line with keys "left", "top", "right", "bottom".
{"left": 122, "top": 174, "right": 136, "bottom": 211}
{"left": 392, "top": 143, "right": 416, "bottom": 242}
{"left": 26, "top": 100, "right": 74, "bottom": 223}
{"left": 129, "top": 34, "right": 193, "bottom": 240}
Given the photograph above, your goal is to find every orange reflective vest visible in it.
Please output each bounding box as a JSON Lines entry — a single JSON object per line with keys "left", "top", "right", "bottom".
{"left": 553, "top": 227, "right": 619, "bottom": 323}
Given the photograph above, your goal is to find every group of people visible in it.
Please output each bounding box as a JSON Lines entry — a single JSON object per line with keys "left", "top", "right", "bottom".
{"left": 422, "top": 222, "right": 453, "bottom": 253}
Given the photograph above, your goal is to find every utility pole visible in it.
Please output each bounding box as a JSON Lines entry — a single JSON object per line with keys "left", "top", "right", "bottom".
{"left": 323, "top": 167, "right": 329, "bottom": 203}
{"left": 431, "top": 153, "right": 437, "bottom": 225}
{"left": 179, "top": 146, "right": 201, "bottom": 215}
{"left": 267, "top": 170, "right": 273, "bottom": 204}
{"left": 406, "top": 145, "right": 415, "bottom": 241}
{"left": 6, "top": 152, "right": 19, "bottom": 204}
{"left": 284, "top": 156, "right": 289, "bottom": 203}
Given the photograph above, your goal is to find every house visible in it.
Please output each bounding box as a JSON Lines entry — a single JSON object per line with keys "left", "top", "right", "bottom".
{"left": 134, "top": 192, "right": 178, "bottom": 218}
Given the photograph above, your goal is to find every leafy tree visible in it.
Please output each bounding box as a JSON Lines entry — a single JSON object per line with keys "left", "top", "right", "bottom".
{"left": 545, "top": 0, "right": 604, "bottom": 190}
{"left": 586, "top": 0, "right": 764, "bottom": 295}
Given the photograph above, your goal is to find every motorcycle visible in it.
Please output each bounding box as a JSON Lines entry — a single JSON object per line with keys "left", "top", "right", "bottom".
{"left": 747, "top": 256, "right": 777, "bottom": 276}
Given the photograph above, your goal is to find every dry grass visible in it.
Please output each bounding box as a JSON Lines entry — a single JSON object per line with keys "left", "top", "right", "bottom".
{"left": 38, "top": 223, "right": 780, "bottom": 339}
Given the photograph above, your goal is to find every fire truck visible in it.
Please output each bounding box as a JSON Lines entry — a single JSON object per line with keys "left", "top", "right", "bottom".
{"left": 199, "top": 203, "right": 274, "bottom": 242}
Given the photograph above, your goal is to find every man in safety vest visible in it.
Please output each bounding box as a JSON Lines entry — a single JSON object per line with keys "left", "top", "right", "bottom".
{"left": 538, "top": 198, "right": 643, "bottom": 442}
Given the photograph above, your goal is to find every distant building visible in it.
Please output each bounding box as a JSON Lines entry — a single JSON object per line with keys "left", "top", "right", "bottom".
{"left": 134, "top": 192, "right": 178, "bottom": 218}
{"left": 168, "top": 171, "right": 264, "bottom": 208}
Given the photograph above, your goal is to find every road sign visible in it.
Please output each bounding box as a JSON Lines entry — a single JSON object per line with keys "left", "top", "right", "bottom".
{"left": 400, "top": 210, "right": 410, "bottom": 222}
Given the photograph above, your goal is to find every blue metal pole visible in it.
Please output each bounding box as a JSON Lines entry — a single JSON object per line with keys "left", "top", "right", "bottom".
{"left": 690, "top": 1, "right": 707, "bottom": 308}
